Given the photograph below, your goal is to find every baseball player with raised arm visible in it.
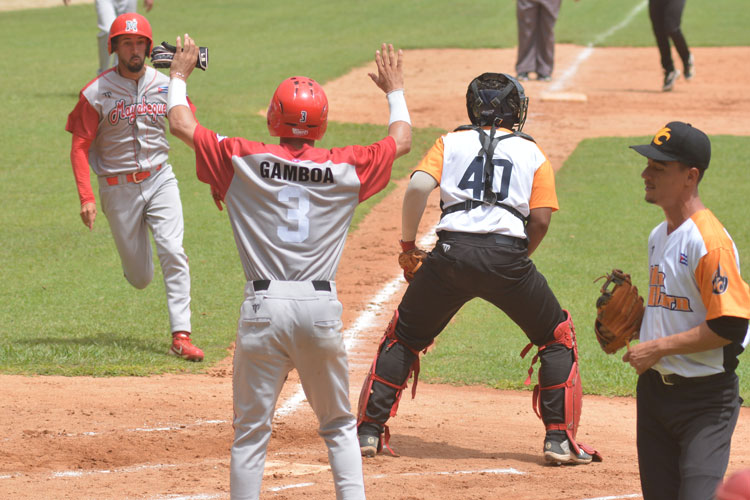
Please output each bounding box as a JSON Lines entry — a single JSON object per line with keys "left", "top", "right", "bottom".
{"left": 357, "top": 72, "right": 600, "bottom": 466}
{"left": 167, "top": 36, "right": 412, "bottom": 499}
{"left": 65, "top": 13, "right": 204, "bottom": 362}
{"left": 625, "top": 121, "right": 750, "bottom": 500}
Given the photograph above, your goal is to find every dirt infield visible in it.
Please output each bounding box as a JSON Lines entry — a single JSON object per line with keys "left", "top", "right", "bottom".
{"left": 2, "top": 36, "right": 750, "bottom": 500}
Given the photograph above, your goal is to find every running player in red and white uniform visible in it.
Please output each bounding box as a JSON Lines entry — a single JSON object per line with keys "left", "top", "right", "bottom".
{"left": 356, "top": 73, "right": 599, "bottom": 466}
{"left": 65, "top": 13, "right": 204, "bottom": 361}
{"left": 167, "top": 36, "right": 412, "bottom": 499}
{"left": 626, "top": 121, "right": 750, "bottom": 500}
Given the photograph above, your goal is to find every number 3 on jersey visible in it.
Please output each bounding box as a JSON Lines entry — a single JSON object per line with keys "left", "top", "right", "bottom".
{"left": 277, "top": 185, "right": 310, "bottom": 243}
{"left": 457, "top": 155, "right": 513, "bottom": 201}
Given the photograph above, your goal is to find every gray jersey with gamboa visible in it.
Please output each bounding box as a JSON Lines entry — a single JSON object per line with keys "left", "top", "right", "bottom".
{"left": 193, "top": 124, "right": 397, "bottom": 282}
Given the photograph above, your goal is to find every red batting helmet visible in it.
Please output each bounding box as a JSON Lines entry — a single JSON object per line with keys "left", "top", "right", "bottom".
{"left": 108, "top": 13, "right": 153, "bottom": 55}
{"left": 267, "top": 77, "right": 328, "bottom": 141}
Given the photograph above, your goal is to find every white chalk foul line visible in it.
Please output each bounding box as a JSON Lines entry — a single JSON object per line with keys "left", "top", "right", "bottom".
{"left": 268, "top": 482, "right": 315, "bottom": 492}
{"left": 580, "top": 495, "right": 642, "bottom": 500}
{"left": 549, "top": 0, "right": 647, "bottom": 92}
{"left": 370, "top": 467, "right": 524, "bottom": 479}
{"left": 145, "top": 494, "right": 225, "bottom": 500}
{"left": 264, "top": 467, "right": 524, "bottom": 494}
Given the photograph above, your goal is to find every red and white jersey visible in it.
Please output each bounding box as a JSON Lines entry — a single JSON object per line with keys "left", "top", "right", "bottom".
{"left": 644, "top": 209, "right": 750, "bottom": 377}
{"left": 415, "top": 127, "right": 558, "bottom": 238}
{"left": 66, "top": 66, "right": 194, "bottom": 176}
{"left": 192, "top": 124, "right": 396, "bottom": 282}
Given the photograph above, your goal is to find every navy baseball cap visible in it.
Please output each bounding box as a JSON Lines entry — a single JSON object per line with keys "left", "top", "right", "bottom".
{"left": 630, "top": 121, "right": 711, "bottom": 170}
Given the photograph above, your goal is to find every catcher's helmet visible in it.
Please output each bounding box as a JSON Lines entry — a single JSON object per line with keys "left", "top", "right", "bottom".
{"left": 267, "top": 77, "right": 328, "bottom": 141}
{"left": 466, "top": 73, "right": 529, "bottom": 131}
{"left": 108, "top": 13, "right": 153, "bottom": 55}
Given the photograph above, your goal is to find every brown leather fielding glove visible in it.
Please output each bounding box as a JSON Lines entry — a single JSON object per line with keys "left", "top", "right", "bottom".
{"left": 397, "top": 240, "right": 427, "bottom": 282}
{"left": 594, "top": 269, "right": 645, "bottom": 354}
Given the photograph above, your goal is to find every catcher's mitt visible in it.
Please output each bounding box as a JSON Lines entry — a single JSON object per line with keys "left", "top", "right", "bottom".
{"left": 151, "top": 41, "right": 209, "bottom": 71}
{"left": 398, "top": 241, "right": 427, "bottom": 282}
{"left": 594, "top": 269, "right": 645, "bottom": 354}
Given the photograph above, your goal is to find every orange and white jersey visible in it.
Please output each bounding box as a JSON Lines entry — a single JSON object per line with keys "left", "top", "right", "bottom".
{"left": 644, "top": 209, "right": 750, "bottom": 377}
{"left": 415, "top": 127, "right": 558, "bottom": 239}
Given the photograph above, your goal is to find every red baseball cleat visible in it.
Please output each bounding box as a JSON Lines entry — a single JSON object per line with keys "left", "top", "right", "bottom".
{"left": 169, "top": 332, "right": 204, "bottom": 362}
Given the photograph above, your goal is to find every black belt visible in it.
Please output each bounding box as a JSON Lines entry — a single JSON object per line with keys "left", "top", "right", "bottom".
{"left": 648, "top": 368, "right": 730, "bottom": 386}
{"left": 252, "top": 280, "right": 331, "bottom": 292}
{"left": 437, "top": 230, "right": 527, "bottom": 249}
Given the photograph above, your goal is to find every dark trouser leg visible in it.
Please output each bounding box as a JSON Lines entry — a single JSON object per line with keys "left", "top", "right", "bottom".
{"left": 361, "top": 250, "right": 469, "bottom": 434}
{"left": 649, "top": 0, "right": 675, "bottom": 72}
{"left": 538, "top": 343, "right": 574, "bottom": 428}
{"left": 535, "top": 0, "right": 561, "bottom": 77}
{"left": 663, "top": 0, "right": 690, "bottom": 65}
{"left": 637, "top": 372, "right": 681, "bottom": 500}
{"left": 516, "top": 0, "right": 539, "bottom": 74}
{"left": 670, "top": 29, "right": 690, "bottom": 66}
{"left": 476, "top": 249, "right": 570, "bottom": 432}
{"left": 360, "top": 341, "right": 418, "bottom": 434}
{"left": 637, "top": 370, "right": 740, "bottom": 500}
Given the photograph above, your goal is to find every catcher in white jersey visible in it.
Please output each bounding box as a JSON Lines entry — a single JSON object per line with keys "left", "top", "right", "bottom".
{"left": 65, "top": 13, "right": 204, "bottom": 362}
{"left": 167, "top": 36, "right": 411, "bottom": 499}
{"left": 357, "top": 73, "right": 600, "bottom": 465}
{"left": 626, "top": 121, "right": 750, "bottom": 500}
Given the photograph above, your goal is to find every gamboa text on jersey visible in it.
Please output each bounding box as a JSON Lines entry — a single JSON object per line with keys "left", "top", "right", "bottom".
{"left": 260, "top": 161, "right": 334, "bottom": 184}
{"left": 108, "top": 97, "right": 167, "bottom": 125}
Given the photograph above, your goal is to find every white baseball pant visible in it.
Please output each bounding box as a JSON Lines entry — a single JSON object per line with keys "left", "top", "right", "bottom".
{"left": 231, "top": 280, "right": 365, "bottom": 500}
{"left": 98, "top": 164, "right": 192, "bottom": 334}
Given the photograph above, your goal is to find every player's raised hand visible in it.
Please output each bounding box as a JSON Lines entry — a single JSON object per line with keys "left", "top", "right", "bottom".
{"left": 80, "top": 202, "right": 97, "bottom": 231}
{"left": 170, "top": 34, "right": 199, "bottom": 81}
{"left": 369, "top": 43, "right": 404, "bottom": 94}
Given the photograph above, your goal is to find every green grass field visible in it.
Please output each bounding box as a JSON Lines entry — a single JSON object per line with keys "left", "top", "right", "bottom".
{"left": 1, "top": 0, "right": 748, "bottom": 405}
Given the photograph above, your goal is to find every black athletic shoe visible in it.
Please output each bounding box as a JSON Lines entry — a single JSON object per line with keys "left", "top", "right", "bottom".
{"left": 662, "top": 69, "right": 680, "bottom": 92}
{"left": 537, "top": 74, "right": 552, "bottom": 82}
{"left": 684, "top": 54, "right": 694, "bottom": 81}
{"left": 516, "top": 72, "right": 530, "bottom": 82}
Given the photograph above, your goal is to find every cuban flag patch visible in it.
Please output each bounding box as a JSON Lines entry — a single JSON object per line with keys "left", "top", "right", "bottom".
{"left": 157, "top": 85, "right": 169, "bottom": 94}
{"left": 679, "top": 252, "right": 688, "bottom": 266}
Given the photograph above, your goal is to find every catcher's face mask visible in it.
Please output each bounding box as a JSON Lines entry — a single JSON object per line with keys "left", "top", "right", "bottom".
{"left": 466, "top": 73, "right": 529, "bottom": 131}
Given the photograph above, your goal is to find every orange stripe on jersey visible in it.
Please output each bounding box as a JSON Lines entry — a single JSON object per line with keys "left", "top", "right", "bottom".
{"left": 414, "top": 135, "right": 445, "bottom": 183}
{"left": 692, "top": 209, "right": 750, "bottom": 320}
{"left": 529, "top": 160, "right": 559, "bottom": 211}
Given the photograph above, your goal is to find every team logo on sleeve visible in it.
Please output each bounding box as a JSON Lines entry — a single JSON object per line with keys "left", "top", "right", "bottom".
{"left": 648, "top": 265, "right": 692, "bottom": 312}
{"left": 679, "top": 252, "right": 688, "bottom": 266}
{"left": 712, "top": 264, "right": 729, "bottom": 295}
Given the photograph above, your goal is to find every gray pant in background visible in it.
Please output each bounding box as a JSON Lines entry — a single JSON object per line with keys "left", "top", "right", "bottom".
{"left": 95, "top": 0, "right": 138, "bottom": 74}
{"left": 515, "top": 0, "right": 562, "bottom": 78}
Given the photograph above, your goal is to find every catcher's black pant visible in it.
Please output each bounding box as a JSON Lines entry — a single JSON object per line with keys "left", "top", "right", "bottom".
{"left": 363, "top": 231, "right": 572, "bottom": 431}
{"left": 649, "top": 0, "right": 690, "bottom": 73}
{"left": 636, "top": 369, "right": 741, "bottom": 500}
